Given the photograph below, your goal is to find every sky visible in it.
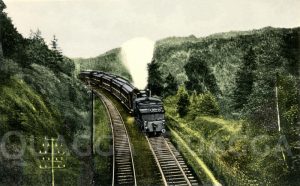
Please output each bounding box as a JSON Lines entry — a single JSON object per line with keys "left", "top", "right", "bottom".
{"left": 4, "top": 0, "right": 300, "bottom": 58}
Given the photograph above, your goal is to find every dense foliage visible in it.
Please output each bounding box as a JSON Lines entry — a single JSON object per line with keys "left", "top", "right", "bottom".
{"left": 0, "top": 2, "right": 93, "bottom": 185}
{"left": 149, "top": 26, "right": 300, "bottom": 132}
{"left": 147, "top": 61, "right": 164, "bottom": 96}
{"left": 176, "top": 85, "right": 190, "bottom": 117}
{"left": 189, "top": 91, "right": 220, "bottom": 118}
{"left": 150, "top": 27, "right": 300, "bottom": 185}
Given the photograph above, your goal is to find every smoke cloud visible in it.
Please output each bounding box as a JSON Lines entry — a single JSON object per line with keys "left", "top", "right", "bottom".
{"left": 121, "top": 37, "right": 154, "bottom": 90}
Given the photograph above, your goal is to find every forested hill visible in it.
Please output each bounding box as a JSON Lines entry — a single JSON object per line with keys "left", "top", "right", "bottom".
{"left": 74, "top": 48, "right": 132, "bottom": 81}
{"left": 148, "top": 26, "right": 300, "bottom": 126}
{"left": 0, "top": 2, "right": 93, "bottom": 185}
{"left": 0, "top": 0, "right": 89, "bottom": 140}
{"left": 148, "top": 27, "right": 300, "bottom": 185}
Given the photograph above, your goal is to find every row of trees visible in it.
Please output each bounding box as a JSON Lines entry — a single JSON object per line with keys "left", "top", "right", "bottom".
{"left": 148, "top": 50, "right": 219, "bottom": 98}
{"left": 1, "top": 0, "right": 74, "bottom": 78}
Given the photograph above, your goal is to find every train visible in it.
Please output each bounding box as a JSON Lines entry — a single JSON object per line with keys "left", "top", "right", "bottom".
{"left": 79, "top": 70, "right": 166, "bottom": 134}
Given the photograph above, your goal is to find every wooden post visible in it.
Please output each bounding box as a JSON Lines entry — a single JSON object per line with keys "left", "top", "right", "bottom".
{"left": 275, "top": 74, "right": 281, "bottom": 132}
{"left": 51, "top": 138, "right": 55, "bottom": 186}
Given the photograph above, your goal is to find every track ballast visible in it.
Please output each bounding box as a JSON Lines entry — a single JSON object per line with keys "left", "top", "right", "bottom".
{"left": 147, "top": 136, "right": 200, "bottom": 186}
{"left": 98, "top": 93, "right": 137, "bottom": 186}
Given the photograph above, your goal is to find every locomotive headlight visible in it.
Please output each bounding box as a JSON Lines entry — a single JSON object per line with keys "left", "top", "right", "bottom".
{"left": 144, "top": 121, "right": 147, "bottom": 126}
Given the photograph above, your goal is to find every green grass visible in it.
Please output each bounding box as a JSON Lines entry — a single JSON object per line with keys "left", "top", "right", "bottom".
{"left": 166, "top": 114, "right": 260, "bottom": 185}
{"left": 169, "top": 128, "right": 221, "bottom": 186}
{"left": 93, "top": 98, "right": 112, "bottom": 185}
{"left": 164, "top": 94, "right": 290, "bottom": 185}
{"left": 0, "top": 78, "right": 59, "bottom": 136}
{"left": 0, "top": 77, "right": 96, "bottom": 185}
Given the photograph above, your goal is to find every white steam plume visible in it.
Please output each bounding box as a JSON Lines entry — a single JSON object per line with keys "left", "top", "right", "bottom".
{"left": 121, "top": 37, "right": 154, "bottom": 90}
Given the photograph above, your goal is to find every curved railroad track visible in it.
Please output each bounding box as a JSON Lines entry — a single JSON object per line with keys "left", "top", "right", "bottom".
{"left": 97, "top": 92, "right": 137, "bottom": 186}
{"left": 146, "top": 136, "right": 200, "bottom": 186}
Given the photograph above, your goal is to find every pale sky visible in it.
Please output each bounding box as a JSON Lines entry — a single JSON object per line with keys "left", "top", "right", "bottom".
{"left": 4, "top": 0, "right": 300, "bottom": 58}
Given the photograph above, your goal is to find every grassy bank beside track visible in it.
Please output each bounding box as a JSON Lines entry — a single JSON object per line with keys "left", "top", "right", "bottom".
{"left": 93, "top": 97, "right": 112, "bottom": 185}
{"left": 96, "top": 88, "right": 163, "bottom": 186}
{"left": 166, "top": 114, "right": 260, "bottom": 186}
{"left": 168, "top": 126, "right": 221, "bottom": 186}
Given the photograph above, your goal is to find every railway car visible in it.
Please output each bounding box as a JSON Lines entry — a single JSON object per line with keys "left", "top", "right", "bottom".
{"left": 79, "top": 70, "right": 166, "bottom": 134}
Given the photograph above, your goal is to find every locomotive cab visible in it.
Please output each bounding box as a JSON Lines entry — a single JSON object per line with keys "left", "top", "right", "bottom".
{"left": 134, "top": 96, "right": 166, "bottom": 135}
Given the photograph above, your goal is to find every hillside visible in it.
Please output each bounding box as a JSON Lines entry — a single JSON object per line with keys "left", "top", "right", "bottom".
{"left": 148, "top": 27, "right": 300, "bottom": 185}
{"left": 0, "top": 2, "right": 96, "bottom": 185}
{"left": 149, "top": 26, "right": 300, "bottom": 122}
{"left": 74, "top": 48, "right": 132, "bottom": 81}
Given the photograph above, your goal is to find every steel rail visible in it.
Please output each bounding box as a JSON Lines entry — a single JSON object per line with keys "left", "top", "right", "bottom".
{"left": 97, "top": 92, "right": 137, "bottom": 186}
{"left": 146, "top": 136, "right": 199, "bottom": 186}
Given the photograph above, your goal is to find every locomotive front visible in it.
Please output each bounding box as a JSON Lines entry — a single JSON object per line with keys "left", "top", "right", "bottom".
{"left": 134, "top": 96, "right": 166, "bottom": 135}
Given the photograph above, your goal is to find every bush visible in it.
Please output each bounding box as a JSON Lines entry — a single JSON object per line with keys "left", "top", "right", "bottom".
{"left": 0, "top": 59, "right": 20, "bottom": 81}
{"left": 176, "top": 85, "right": 190, "bottom": 117}
{"left": 189, "top": 92, "right": 220, "bottom": 117}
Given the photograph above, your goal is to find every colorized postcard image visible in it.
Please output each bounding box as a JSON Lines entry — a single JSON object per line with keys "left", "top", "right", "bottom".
{"left": 0, "top": 0, "right": 299, "bottom": 185}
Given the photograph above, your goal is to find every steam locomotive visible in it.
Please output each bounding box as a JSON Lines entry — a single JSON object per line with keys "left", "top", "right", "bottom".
{"left": 79, "top": 70, "right": 166, "bottom": 134}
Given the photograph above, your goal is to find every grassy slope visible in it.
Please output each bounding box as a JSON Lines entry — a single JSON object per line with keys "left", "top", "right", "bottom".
{"left": 0, "top": 78, "right": 59, "bottom": 136}
{"left": 164, "top": 95, "right": 287, "bottom": 185}
{"left": 0, "top": 77, "right": 59, "bottom": 185}
{"left": 93, "top": 98, "right": 112, "bottom": 185}
{"left": 0, "top": 76, "right": 94, "bottom": 186}
{"left": 0, "top": 4, "right": 100, "bottom": 184}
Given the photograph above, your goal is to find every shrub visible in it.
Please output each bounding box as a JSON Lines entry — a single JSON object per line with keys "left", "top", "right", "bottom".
{"left": 176, "top": 85, "right": 190, "bottom": 117}
{"left": 189, "top": 92, "right": 220, "bottom": 117}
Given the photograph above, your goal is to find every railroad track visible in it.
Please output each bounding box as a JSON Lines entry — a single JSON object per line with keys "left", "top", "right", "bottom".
{"left": 97, "top": 92, "right": 137, "bottom": 186}
{"left": 147, "top": 136, "right": 200, "bottom": 186}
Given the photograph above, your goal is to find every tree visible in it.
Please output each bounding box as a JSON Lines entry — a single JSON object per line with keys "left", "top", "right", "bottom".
{"left": 49, "top": 35, "right": 64, "bottom": 72}
{"left": 25, "top": 29, "right": 49, "bottom": 67}
{"left": 0, "top": 0, "right": 5, "bottom": 57}
{"left": 176, "top": 85, "right": 190, "bottom": 117}
{"left": 51, "top": 35, "right": 59, "bottom": 50}
{"left": 163, "top": 73, "right": 177, "bottom": 97}
{"left": 184, "top": 50, "right": 218, "bottom": 94}
{"left": 147, "top": 60, "right": 164, "bottom": 96}
{"left": 198, "top": 92, "right": 220, "bottom": 116}
{"left": 189, "top": 91, "right": 220, "bottom": 118}
{"left": 50, "top": 35, "right": 64, "bottom": 63}
{"left": 232, "top": 47, "right": 256, "bottom": 111}
{"left": 0, "top": 0, "right": 5, "bottom": 12}
{"left": 0, "top": 6, "right": 25, "bottom": 63}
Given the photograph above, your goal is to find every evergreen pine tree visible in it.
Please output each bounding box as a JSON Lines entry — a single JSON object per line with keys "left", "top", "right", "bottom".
{"left": 50, "top": 35, "right": 64, "bottom": 61}
{"left": 184, "top": 50, "right": 218, "bottom": 94}
{"left": 164, "top": 73, "right": 177, "bottom": 97}
{"left": 147, "top": 60, "right": 164, "bottom": 96}
{"left": 49, "top": 35, "right": 64, "bottom": 72}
